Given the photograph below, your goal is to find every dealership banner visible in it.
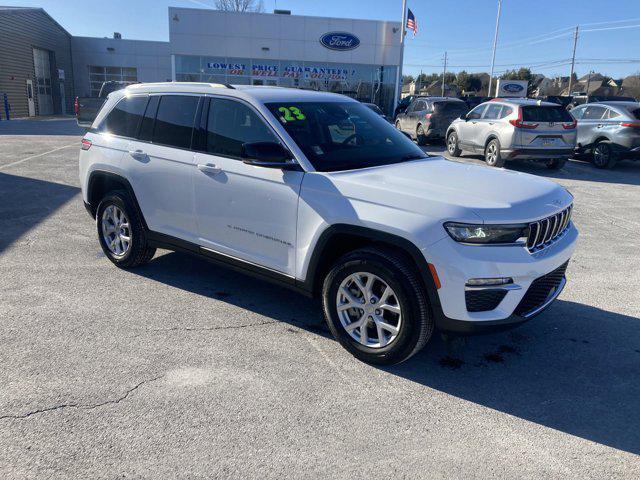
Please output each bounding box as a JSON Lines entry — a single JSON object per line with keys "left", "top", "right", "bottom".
{"left": 206, "top": 61, "right": 356, "bottom": 80}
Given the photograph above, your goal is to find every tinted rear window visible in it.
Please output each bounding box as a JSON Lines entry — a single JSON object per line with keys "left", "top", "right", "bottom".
{"left": 628, "top": 108, "right": 640, "bottom": 120}
{"left": 152, "top": 95, "right": 200, "bottom": 149}
{"left": 99, "top": 95, "right": 148, "bottom": 138}
{"left": 522, "top": 106, "right": 573, "bottom": 122}
{"left": 433, "top": 102, "right": 468, "bottom": 115}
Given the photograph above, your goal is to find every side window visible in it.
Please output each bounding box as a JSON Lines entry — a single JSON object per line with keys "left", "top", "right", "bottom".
{"left": 138, "top": 96, "right": 159, "bottom": 142}
{"left": 499, "top": 106, "right": 513, "bottom": 118}
{"left": 415, "top": 100, "right": 426, "bottom": 111}
{"left": 483, "top": 104, "right": 503, "bottom": 120}
{"left": 152, "top": 95, "right": 200, "bottom": 149}
{"left": 99, "top": 95, "right": 148, "bottom": 138}
{"left": 570, "top": 107, "right": 585, "bottom": 120}
{"left": 582, "top": 106, "right": 606, "bottom": 120}
{"left": 467, "top": 104, "right": 486, "bottom": 120}
{"left": 605, "top": 109, "right": 621, "bottom": 119}
{"left": 206, "top": 98, "right": 277, "bottom": 158}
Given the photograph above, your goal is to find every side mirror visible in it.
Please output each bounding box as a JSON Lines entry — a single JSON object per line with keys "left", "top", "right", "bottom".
{"left": 461, "top": 114, "right": 468, "bottom": 121}
{"left": 241, "top": 142, "right": 299, "bottom": 170}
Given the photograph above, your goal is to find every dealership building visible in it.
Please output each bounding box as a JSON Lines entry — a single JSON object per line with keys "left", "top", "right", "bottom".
{"left": 0, "top": 6, "right": 401, "bottom": 118}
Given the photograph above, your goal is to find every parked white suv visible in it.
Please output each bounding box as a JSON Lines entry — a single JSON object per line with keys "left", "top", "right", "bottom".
{"left": 80, "top": 83, "right": 578, "bottom": 365}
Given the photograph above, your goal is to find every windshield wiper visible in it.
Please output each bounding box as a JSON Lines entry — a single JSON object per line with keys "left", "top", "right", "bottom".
{"left": 400, "top": 153, "right": 428, "bottom": 161}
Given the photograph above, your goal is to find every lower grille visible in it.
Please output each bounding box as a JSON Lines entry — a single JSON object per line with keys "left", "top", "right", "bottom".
{"left": 514, "top": 261, "right": 569, "bottom": 317}
{"left": 466, "top": 289, "right": 508, "bottom": 312}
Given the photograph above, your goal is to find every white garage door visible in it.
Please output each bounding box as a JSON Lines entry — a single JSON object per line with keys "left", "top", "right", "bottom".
{"left": 33, "top": 48, "right": 54, "bottom": 116}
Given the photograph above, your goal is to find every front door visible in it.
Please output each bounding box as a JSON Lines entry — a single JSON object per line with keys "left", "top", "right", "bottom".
{"left": 26, "top": 79, "right": 35, "bottom": 117}
{"left": 193, "top": 97, "right": 303, "bottom": 276}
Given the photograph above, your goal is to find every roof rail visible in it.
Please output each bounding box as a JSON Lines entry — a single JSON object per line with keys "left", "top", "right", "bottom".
{"left": 224, "top": 84, "right": 235, "bottom": 89}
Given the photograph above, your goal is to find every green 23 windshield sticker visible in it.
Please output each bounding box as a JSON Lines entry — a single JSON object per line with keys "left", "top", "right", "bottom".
{"left": 278, "top": 106, "right": 306, "bottom": 122}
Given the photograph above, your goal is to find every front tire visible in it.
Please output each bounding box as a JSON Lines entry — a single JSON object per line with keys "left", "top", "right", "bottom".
{"left": 592, "top": 141, "right": 616, "bottom": 169}
{"left": 322, "top": 247, "right": 434, "bottom": 365}
{"left": 96, "top": 191, "right": 156, "bottom": 268}
{"left": 484, "top": 139, "right": 505, "bottom": 167}
{"left": 447, "top": 131, "right": 462, "bottom": 157}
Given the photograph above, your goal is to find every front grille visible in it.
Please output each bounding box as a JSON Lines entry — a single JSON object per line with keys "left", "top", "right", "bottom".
{"left": 514, "top": 261, "right": 568, "bottom": 317}
{"left": 526, "top": 205, "right": 572, "bottom": 252}
{"left": 465, "top": 289, "right": 508, "bottom": 312}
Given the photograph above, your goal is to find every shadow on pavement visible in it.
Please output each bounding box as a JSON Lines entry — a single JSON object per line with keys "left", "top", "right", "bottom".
{"left": 0, "top": 118, "right": 85, "bottom": 136}
{"left": 131, "top": 250, "right": 640, "bottom": 455}
{"left": 0, "top": 172, "right": 79, "bottom": 253}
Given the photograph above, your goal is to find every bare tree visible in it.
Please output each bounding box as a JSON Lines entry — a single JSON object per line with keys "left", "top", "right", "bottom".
{"left": 215, "top": 0, "right": 264, "bottom": 12}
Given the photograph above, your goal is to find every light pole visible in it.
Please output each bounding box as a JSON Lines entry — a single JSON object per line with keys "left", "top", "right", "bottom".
{"left": 487, "top": 0, "right": 502, "bottom": 98}
{"left": 393, "top": 0, "right": 408, "bottom": 112}
{"left": 567, "top": 26, "right": 579, "bottom": 95}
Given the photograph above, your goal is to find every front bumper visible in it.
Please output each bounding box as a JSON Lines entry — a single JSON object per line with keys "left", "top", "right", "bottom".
{"left": 503, "top": 148, "right": 574, "bottom": 160}
{"left": 423, "top": 223, "right": 578, "bottom": 333}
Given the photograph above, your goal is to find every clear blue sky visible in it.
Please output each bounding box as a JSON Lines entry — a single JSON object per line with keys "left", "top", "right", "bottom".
{"left": 5, "top": 0, "right": 640, "bottom": 78}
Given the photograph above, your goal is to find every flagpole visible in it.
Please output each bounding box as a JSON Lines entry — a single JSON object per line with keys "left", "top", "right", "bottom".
{"left": 393, "top": 0, "right": 408, "bottom": 115}
{"left": 487, "top": 0, "right": 502, "bottom": 98}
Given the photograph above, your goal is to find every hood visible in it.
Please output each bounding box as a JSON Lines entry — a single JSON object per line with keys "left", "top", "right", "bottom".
{"left": 325, "top": 157, "right": 573, "bottom": 223}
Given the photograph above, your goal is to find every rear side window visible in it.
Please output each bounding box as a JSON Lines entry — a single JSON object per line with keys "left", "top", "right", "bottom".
{"left": 499, "top": 106, "right": 513, "bottom": 118}
{"left": 152, "top": 95, "right": 200, "bottom": 149}
{"left": 206, "top": 98, "right": 277, "bottom": 158}
{"left": 522, "top": 106, "right": 573, "bottom": 122}
{"left": 605, "top": 109, "right": 621, "bottom": 119}
{"left": 99, "top": 95, "right": 148, "bottom": 138}
{"left": 483, "top": 104, "right": 503, "bottom": 120}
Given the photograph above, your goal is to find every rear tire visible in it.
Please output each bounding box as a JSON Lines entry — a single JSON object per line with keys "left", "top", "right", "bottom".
{"left": 96, "top": 190, "right": 156, "bottom": 268}
{"left": 546, "top": 158, "right": 567, "bottom": 170}
{"left": 592, "top": 141, "right": 617, "bottom": 169}
{"left": 395, "top": 120, "right": 402, "bottom": 131}
{"left": 484, "top": 139, "right": 505, "bottom": 167}
{"left": 416, "top": 125, "right": 428, "bottom": 146}
{"left": 447, "top": 131, "right": 462, "bottom": 157}
{"left": 322, "top": 246, "right": 434, "bottom": 365}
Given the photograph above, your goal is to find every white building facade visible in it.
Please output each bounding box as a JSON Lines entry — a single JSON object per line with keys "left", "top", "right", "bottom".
{"left": 169, "top": 8, "right": 401, "bottom": 114}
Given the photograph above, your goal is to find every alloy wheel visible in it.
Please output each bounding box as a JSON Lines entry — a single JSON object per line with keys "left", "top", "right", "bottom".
{"left": 101, "top": 204, "right": 131, "bottom": 257}
{"left": 486, "top": 143, "right": 498, "bottom": 164}
{"left": 593, "top": 144, "right": 609, "bottom": 167}
{"left": 336, "top": 272, "right": 402, "bottom": 348}
{"left": 447, "top": 134, "right": 457, "bottom": 154}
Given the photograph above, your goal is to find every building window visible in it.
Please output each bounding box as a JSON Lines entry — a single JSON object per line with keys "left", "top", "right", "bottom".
{"left": 88, "top": 66, "right": 138, "bottom": 96}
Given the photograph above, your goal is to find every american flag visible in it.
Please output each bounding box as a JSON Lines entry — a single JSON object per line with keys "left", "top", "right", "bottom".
{"left": 406, "top": 9, "right": 418, "bottom": 36}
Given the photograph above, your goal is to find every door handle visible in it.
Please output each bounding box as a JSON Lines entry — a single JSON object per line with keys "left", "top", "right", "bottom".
{"left": 197, "top": 163, "right": 222, "bottom": 175}
{"left": 596, "top": 124, "right": 604, "bottom": 128}
{"left": 489, "top": 122, "right": 495, "bottom": 125}
{"left": 128, "top": 149, "right": 147, "bottom": 160}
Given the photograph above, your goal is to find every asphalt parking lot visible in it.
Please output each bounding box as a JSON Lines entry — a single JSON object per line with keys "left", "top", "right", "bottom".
{"left": 1, "top": 118, "right": 639, "bottom": 478}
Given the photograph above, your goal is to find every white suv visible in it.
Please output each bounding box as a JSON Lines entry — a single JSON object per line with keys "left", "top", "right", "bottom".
{"left": 80, "top": 83, "right": 578, "bottom": 365}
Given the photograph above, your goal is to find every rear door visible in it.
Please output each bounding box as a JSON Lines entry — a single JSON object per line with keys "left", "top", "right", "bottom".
{"left": 125, "top": 94, "right": 201, "bottom": 242}
{"left": 192, "top": 97, "right": 303, "bottom": 276}
{"left": 519, "top": 105, "right": 577, "bottom": 151}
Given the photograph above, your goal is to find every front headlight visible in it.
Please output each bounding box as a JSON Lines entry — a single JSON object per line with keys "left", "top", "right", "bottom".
{"left": 444, "top": 222, "right": 529, "bottom": 245}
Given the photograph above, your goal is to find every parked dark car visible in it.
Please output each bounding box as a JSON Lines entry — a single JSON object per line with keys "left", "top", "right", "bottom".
{"left": 363, "top": 102, "right": 391, "bottom": 122}
{"left": 395, "top": 97, "right": 468, "bottom": 145}
{"left": 569, "top": 95, "right": 636, "bottom": 110}
{"left": 461, "top": 96, "right": 492, "bottom": 110}
{"left": 75, "top": 81, "right": 130, "bottom": 127}
{"left": 537, "top": 95, "right": 573, "bottom": 109}
{"left": 570, "top": 101, "right": 640, "bottom": 168}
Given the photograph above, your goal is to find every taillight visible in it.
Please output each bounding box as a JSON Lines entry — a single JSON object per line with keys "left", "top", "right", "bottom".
{"left": 621, "top": 121, "right": 640, "bottom": 128}
{"left": 74, "top": 97, "right": 79, "bottom": 116}
{"left": 425, "top": 113, "right": 432, "bottom": 120}
{"left": 81, "top": 138, "right": 92, "bottom": 150}
{"left": 509, "top": 107, "right": 538, "bottom": 129}
{"left": 562, "top": 120, "right": 577, "bottom": 130}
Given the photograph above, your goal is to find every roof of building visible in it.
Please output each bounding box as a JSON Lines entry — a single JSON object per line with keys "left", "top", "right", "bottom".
{"left": 0, "top": 6, "right": 70, "bottom": 36}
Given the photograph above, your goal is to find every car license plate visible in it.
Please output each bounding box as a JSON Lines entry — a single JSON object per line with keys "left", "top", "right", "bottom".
{"left": 542, "top": 139, "right": 556, "bottom": 146}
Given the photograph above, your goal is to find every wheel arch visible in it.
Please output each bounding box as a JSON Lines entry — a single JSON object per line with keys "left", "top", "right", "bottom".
{"left": 484, "top": 134, "right": 499, "bottom": 149}
{"left": 87, "top": 170, "right": 148, "bottom": 229}
{"left": 300, "top": 224, "right": 443, "bottom": 316}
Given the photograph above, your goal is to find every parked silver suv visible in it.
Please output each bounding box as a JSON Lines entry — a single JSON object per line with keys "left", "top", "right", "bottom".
{"left": 446, "top": 99, "right": 577, "bottom": 169}
{"left": 570, "top": 101, "right": 640, "bottom": 169}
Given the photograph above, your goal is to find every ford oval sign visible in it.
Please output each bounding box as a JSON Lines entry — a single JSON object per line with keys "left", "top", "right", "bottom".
{"left": 503, "top": 83, "right": 524, "bottom": 93}
{"left": 319, "top": 32, "right": 360, "bottom": 51}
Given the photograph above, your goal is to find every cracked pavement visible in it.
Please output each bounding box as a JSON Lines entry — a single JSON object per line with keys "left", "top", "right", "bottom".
{"left": 0, "top": 120, "right": 639, "bottom": 479}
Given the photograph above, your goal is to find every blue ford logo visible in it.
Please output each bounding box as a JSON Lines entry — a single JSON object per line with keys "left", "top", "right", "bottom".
{"left": 319, "top": 32, "right": 360, "bottom": 51}
{"left": 503, "top": 83, "right": 524, "bottom": 93}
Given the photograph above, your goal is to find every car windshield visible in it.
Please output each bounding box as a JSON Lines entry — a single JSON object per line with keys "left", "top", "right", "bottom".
{"left": 365, "top": 104, "right": 384, "bottom": 115}
{"left": 522, "top": 106, "right": 573, "bottom": 122}
{"left": 266, "top": 101, "right": 428, "bottom": 172}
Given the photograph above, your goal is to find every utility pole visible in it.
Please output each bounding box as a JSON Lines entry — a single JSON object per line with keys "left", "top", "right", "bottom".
{"left": 568, "top": 25, "right": 579, "bottom": 95}
{"left": 585, "top": 69, "right": 594, "bottom": 95}
{"left": 441, "top": 52, "right": 448, "bottom": 96}
{"left": 487, "top": 0, "right": 502, "bottom": 98}
{"left": 393, "top": 0, "right": 408, "bottom": 112}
